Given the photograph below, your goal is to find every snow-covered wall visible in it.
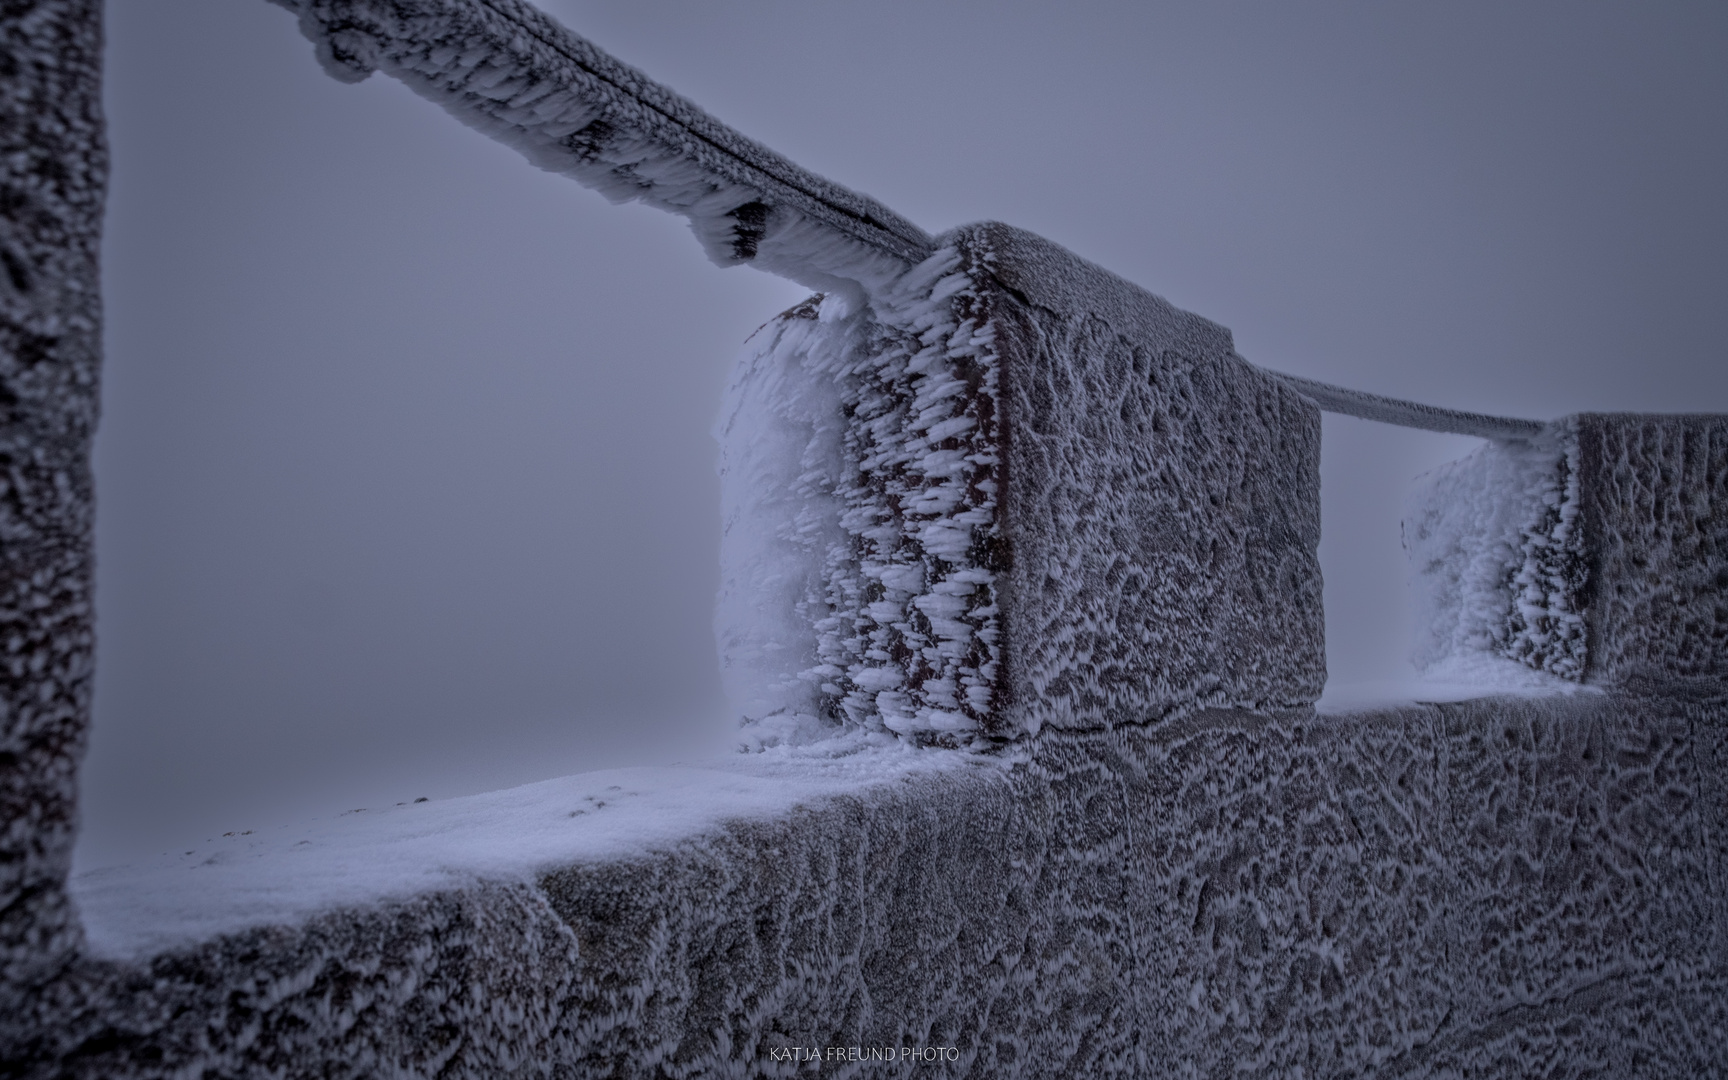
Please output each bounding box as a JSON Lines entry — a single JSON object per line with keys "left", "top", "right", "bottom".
{"left": 717, "top": 224, "right": 1324, "bottom": 747}
{"left": 1577, "top": 413, "right": 1728, "bottom": 683}
{"left": 10, "top": 215, "right": 1722, "bottom": 1070}
{"left": 983, "top": 225, "right": 1324, "bottom": 737}
{"left": 14, "top": 690, "right": 1728, "bottom": 1076}
{"left": 0, "top": 0, "right": 104, "bottom": 1028}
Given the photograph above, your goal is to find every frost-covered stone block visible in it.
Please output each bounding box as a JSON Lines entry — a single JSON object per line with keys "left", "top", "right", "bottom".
{"left": 0, "top": 0, "right": 105, "bottom": 1026}
{"left": 1405, "top": 424, "right": 1588, "bottom": 680}
{"left": 717, "top": 223, "right": 1324, "bottom": 745}
{"left": 1578, "top": 413, "right": 1728, "bottom": 683}
{"left": 1406, "top": 413, "right": 1726, "bottom": 685}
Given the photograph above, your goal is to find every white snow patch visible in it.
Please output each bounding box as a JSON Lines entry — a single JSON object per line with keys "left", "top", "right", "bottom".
{"left": 714, "top": 244, "right": 1004, "bottom": 746}
{"left": 70, "top": 735, "right": 994, "bottom": 961}
{"left": 1317, "top": 653, "right": 1599, "bottom": 715}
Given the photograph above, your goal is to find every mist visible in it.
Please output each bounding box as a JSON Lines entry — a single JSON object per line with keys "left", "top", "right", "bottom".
{"left": 77, "top": 0, "right": 1728, "bottom": 868}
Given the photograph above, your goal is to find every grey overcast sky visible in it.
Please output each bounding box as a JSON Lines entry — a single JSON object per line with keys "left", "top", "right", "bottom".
{"left": 79, "top": 0, "right": 1728, "bottom": 867}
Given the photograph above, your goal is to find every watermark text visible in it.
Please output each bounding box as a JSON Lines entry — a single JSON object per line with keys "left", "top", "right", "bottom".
{"left": 766, "top": 1046, "right": 960, "bottom": 1065}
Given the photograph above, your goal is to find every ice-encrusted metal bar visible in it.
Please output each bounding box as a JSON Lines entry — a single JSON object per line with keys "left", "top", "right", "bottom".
{"left": 276, "top": 0, "right": 1547, "bottom": 438}
{"left": 468, "top": 0, "right": 933, "bottom": 260}
{"left": 271, "top": 0, "right": 935, "bottom": 275}
{"left": 1267, "top": 370, "right": 1546, "bottom": 440}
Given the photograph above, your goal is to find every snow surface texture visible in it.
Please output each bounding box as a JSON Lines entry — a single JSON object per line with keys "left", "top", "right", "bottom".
{"left": 13, "top": 691, "right": 1726, "bottom": 1076}
{"left": 1406, "top": 413, "right": 1726, "bottom": 685}
{"left": 69, "top": 742, "right": 981, "bottom": 963}
{"left": 268, "top": 0, "right": 931, "bottom": 297}
{"left": 0, "top": 0, "right": 105, "bottom": 1023}
{"left": 717, "top": 223, "right": 1324, "bottom": 746}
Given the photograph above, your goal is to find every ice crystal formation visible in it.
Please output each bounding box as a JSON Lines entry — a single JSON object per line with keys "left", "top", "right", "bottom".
{"left": 1408, "top": 413, "right": 1725, "bottom": 684}
{"left": 718, "top": 225, "right": 1325, "bottom": 747}
{"left": 717, "top": 250, "right": 1005, "bottom": 744}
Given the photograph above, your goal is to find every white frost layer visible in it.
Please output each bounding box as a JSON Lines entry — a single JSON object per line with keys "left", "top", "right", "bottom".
{"left": 70, "top": 735, "right": 991, "bottom": 961}
{"left": 1316, "top": 655, "right": 1598, "bottom": 715}
{"left": 714, "top": 296, "right": 852, "bottom": 735}
{"left": 1404, "top": 422, "right": 1587, "bottom": 681}
{"left": 715, "top": 245, "right": 1004, "bottom": 745}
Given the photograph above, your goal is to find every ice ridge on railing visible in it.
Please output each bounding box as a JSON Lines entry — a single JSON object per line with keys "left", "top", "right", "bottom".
{"left": 1270, "top": 371, "right": 1545, "bottom": 440}
{"left": 268, "top": 0, "right": 933, "bottom": 296}
{"left": 276, "top": 0, "right": 1545, "bottom": 440}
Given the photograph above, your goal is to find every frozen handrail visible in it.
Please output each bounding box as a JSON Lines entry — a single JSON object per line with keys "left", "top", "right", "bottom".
{"left": 276, "top": 0, "right": 1547, "bottom": 440}
{"left": 269, "top": 0, "right": 935, "bottom": 280}
{"left": 1266, "top": 371, "right": 1546, "bottom": 440}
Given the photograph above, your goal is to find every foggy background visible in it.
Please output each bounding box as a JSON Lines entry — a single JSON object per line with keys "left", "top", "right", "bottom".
{"left": 78, "top": 0, "right": 1728, "bottom": 869}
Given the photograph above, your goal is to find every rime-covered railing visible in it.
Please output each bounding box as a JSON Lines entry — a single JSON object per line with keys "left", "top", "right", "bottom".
{"left": 272, "top": 0, "right": 1545, "bottom": 441}
{"left": 1267, "top": 372, "right": 1544, "bottom": 439}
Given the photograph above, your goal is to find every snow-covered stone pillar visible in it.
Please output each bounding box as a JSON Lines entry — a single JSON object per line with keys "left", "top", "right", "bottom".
{"left": 269, "top": 2, "right": 1332, "bottom": 750}
{"left": 1406, "top": 413, "right": 1727, "bottom": 685}
{"left": 0, "top": 0, "right": 106, "bottom": 1023}
{"left": 717, "top": 223, "right": 1326, "bottom": 747}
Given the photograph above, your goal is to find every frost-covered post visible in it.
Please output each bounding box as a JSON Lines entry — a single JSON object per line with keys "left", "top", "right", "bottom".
{"left": 0, "top": 0, "right": 105, "bottom": 1018}
{"left": 717, "top": 224, "right": 1326, "bottom": 746}
{"left": 1407, "top": 414, "right": 1727, "bottom": 685}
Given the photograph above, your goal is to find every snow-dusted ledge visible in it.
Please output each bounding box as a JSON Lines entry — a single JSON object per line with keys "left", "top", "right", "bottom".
{"left": 26, "top": 690, "right": 1728, "bottom": 1077}
{"left": 69, "top": 741, "right": 977, "bottom": 964}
